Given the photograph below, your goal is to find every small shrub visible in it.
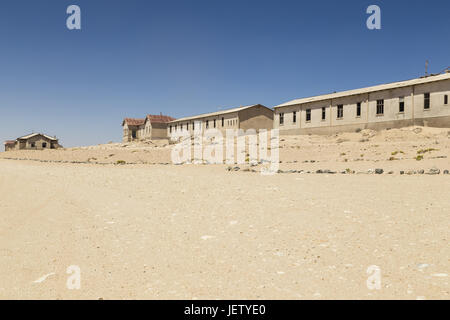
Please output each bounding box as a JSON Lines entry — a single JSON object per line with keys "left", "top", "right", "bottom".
{"left": 417, "top": 148, "right": 438, "bottom": 154}
{"left": 116, "top": 160, "right": 126, "bottom": 165}
{"left": 415, "top": 155, "right": 423, "bottom": 161}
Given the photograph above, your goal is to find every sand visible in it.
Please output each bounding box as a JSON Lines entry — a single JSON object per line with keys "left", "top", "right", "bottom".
{"left": 0, "top": 126, "right": 449, "bottom": 299}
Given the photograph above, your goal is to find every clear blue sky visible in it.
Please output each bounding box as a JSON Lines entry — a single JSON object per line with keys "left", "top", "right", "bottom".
{"left": 0, "top": 0, "right": 449, "bottom": 147}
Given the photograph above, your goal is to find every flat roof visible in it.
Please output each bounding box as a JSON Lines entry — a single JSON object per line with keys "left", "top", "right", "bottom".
{"left": 275, "top": 73, "right": 450, "bottom": 108}
{"left": 169, "top": 104, "right": 265, "bottom": 123}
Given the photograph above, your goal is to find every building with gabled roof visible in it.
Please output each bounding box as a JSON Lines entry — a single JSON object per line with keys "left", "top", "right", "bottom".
{"left": 4, "top": 133, "right": 61, "bottom": 151}
{"left": 122, "top": 114, "right": 176, "bottom": 142}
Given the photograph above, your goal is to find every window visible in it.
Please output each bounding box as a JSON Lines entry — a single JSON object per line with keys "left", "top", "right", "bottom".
{"left": 42, "top": 142, "right": 47, "bottom": 148}
{"left": 206, "top": 120, "right": 209, "bottom": 129}
{"left": 356, "top": 102, "right": 361, "bottom": 117}
{"left": 169, "top": 126, "right": 172, "bottom": 133}
{"left": 445, "top": 95, "right": 448, "bottom": 105}
{"left": 376, "top": 99, "right": 384, "bottom": 115}
{"left": 132, "top": 130, "right": 136, "bottom": 138}
{"left": 214, "top": 119, "right": 216, "bottom": 128}
{"left": 306, "top": 109, "right": 311, "bottom": 122}
{"left": 337, "top": 105, "right": 344, "bottom": 119}
{"left": 279, "top": 113, "right": 284, "bottom": 125}
{"left": 222, "top": 117, "right": 224, "bottom": 127}
{"left": 399, "top": 97, "right": 405, "bottom": 113}
{"left": 293, "top": 111, "right": 297, "bottom": 123}
{"left": 322, "top": 107, "right": 326, "bottom": 120}
{"left": 31, "top": 142, "right": 35, "bottom": 148}
{"left": 424, "top": 93, "right": 430, "bottom": 109}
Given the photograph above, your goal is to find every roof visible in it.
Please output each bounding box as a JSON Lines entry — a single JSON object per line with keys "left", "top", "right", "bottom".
{"left": 4, "top": 140, "right": 16, "bottom": 146}
{"left": 169, "top": 104, "right": 267, "bottom": 123}
{"left": 275, "top": 73, "right": 450, "bottom": 108}
{"left": 17, "top": 133, "right": 58, "bottom": 141}
{"left": 145, "top": 114, "right": 176, "bottom": 124}
{"left": 122, "top": 118, "right": 145, "bottom": 126}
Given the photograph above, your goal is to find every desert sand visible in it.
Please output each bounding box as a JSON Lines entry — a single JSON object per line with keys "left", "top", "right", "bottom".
{"left": 0, "top": 126, "right": 449, "bottom": 299}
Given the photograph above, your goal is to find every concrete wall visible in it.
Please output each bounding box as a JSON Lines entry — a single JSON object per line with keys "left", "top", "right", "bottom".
{"left": 238, "top": 105, "right": 274, "bottom": 131}
{"left": 275, "top": 78, "right": 450, "bottom": 135}
{"left": 168, "top": 112, "right": 240, "bottom": 138}
{"left": 151, "top": 122, "right": 169, "bottom": 139}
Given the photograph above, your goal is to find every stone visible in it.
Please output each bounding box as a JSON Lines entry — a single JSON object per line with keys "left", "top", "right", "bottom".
{"left": 443, "top": 170, "right": 449, "bottom": 175}
{"left": 427, "top": 167, "right": 440, "bottom": 175}
{"left": 375, "top": 169, "right": 384, "bottom": 174}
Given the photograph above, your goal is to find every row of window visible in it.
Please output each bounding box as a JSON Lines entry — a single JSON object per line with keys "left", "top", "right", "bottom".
{"left": 29, "top": 142, "right": 48, "bottom": 148}
{"left": 279, "top": 93, "right": 448, "bottom": 124}
{"left": 169, "top": 117, "right": 237, "bottom": 133}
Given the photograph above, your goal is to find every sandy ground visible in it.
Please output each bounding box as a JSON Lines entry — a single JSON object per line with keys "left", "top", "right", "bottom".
{"left": 0, "top": 126, "right": 449, "bottom": 299}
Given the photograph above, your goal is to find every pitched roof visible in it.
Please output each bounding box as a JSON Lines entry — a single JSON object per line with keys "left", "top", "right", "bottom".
{"left": 169, "top": 104, "right": 268, "bottom": 123}
{"left": 145, "top": 114, "right": 176, "bottom": 123}
{"left": 275, "top": 73, "right": 450, "bottom": 108}
{"left": 4, "top": 140, "right": 16, "bottom": 145}
{"left": 122, "top": 118, "right": 145, "bottom": 126}
{"left": 17, "top": 133, "right": 58, "bottom": 141}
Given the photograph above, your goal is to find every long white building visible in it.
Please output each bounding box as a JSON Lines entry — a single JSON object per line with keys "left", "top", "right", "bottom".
{"left": 274, "top": 72, "right": 450, "bottom": 135}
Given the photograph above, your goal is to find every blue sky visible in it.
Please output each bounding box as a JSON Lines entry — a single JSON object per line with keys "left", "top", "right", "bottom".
{"left": 0, "top": 0, "right": 449, "bottom": 147}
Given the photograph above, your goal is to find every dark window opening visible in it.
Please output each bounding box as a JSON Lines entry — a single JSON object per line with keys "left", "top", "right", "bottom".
{"left": 306, "top": 109, "right": 311, "bottom": 122}
{"left": 322, "top": 107, "right": 326, "bottom": 120}
{"left": 222, "top": 117, "right": 224, "bottom": 127}
{"left": 132, "top": 130, "right": 136, "bottom": 139}
{"left": 399, "top": 97, "right": 405, "bottom": 113}
{"left": 31, "top": 142, "right": 35, "bottom": 148}
{"left": 42, "top": 142, "right": 47, "bottom": 148}
{"left": 279, "top": 113, "right": 284, "bottom": 125}
{"left": 424, "top": 93, "right": 430, "bottom": 109}
{"left": 376, "top": 100, "right": 384, "bottom": 115}
{"left": 337, "top": 105, "right": 344, "bottom": 119}
{"left": 445, "top": 95, "right": 448, "bottom": 105}
{"left": 214, "top": 119, "right": 216, "bottom": 128}
{"left": 293, "top": 111, "right": 297, "bottom": 123}
{"left": 356, "top": 102, "right": 361, "bottom": 117}
{"left": 206, "top": 120, "right": 209, "bottom": 129}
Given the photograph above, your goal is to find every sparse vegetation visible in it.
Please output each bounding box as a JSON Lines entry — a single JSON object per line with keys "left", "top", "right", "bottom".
{"left": 116, "top": 160, "right": 126, "bottom": 165}
{"left": 417, "top": 148, "right": 438, "bottom": 154}
{"left": 415, "top": 155, "right": 424, "bottom": 161}
{"left": 391, "top": 151, "right": 404, "bottom": 156}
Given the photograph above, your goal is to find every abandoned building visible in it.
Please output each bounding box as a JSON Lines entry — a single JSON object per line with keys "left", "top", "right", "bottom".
{"left": 167, "top": 104, "right": 274, "bottom": 138}
{"left": 274, "top": 72, "right": 450, "bottom": 135}
{"left": 4, "top": 133, "right": 61, "bottom": 151}
{"left": 122, "top": 114, "right": 176, "bottom": 142}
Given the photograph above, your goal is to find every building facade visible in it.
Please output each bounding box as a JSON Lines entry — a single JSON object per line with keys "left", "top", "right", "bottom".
{"left": 167, "top": 104, "right": 274, "bottom": 139}
{"left": 274, "top": 73, "right": 450, "bottom": 135}
{"left": 4, "top": 133, "right": 61, "bottom": 151}
{"left": 122, "top": 114, "right": 176, "bottom": 142}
